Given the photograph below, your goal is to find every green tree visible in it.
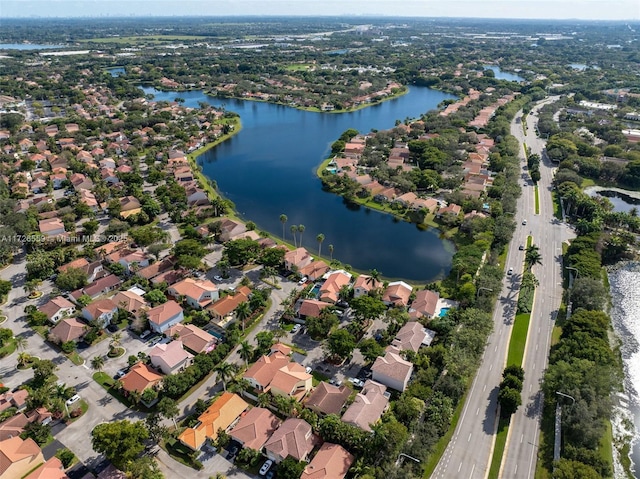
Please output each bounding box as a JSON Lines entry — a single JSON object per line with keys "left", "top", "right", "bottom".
{"left": 297, "top": 224, "right": 305, "bottom": 246}
{"left": 0, "top": 280, "right": 11, "bottom": 297}
{"left": 326, "top": 329, "right": 356, "bottom": 360}
{"left": 91, "top": 355, "right": 105, "bottom": 371}
{"left": 55, "top": 448, "right": 76, "bottom": 468}
{"left": 498, "top": 387, "right": 522, "bottom": 417}
{"left": 91, "top": 420, "right": 149, "bottom": 469}
{"left": 552, "top": 459, "right": 600, "bottom": 479}
{"left": 235, "top": 301, "right": 251, "bottom": 331}
{"left": 277, "top": 456, "right": 306, "bottom": 479}
{"left": 156, "top": 397, "right": 179, "bottom": 427}
{"left": 21, "top": 421, "right": 51, "bottom": 445}
{"left": 239, "top": 341, "right": 253, "bottom": 367}
{"left": 255, "top": 331, "right": 274, "bottom": 356}
{"left": 316, "top": 233, "right": 325, "bottom": 257}
{"left": 350, "top": 295, "right": 386, "bottom": 324}
{"left": 279, "top": 214, "right": 287, "bottom": 240}
{"left": 358, "top": 338, "right": 384, "bottom": 362}
{"left": 126, "top": 456, "right": 165, "bottom": 479}
{"left": 145, "top": 289, "right": 167, "bottom": 305}
{"left": 290, "top": 225, "right": 298, "bottom": 247}
{"left": 214, "top": 362, "right": 238, "bottom": 391}
{"left": 525, "top": 244, "right": 542, "bottom": 269}
{"left": 569, "top": 277, "right": 607, "bottom": 311}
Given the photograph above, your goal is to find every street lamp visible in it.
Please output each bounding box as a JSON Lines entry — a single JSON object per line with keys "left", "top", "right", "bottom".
{"left": 476, "top": 287, "right": 493, "bottom": 300}
{"left": 565, "top": 266, "right": 579, "bottom": 286}
{"left": 396, "top": 453, "right": 421, "bottom": 466}
{"left": 554, "top": 391, "right": 576, "bottom": 465}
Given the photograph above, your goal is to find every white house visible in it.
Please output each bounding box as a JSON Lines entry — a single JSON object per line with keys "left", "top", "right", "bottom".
{"left": 146, "top": 300, "right": 185, "bottom": 334}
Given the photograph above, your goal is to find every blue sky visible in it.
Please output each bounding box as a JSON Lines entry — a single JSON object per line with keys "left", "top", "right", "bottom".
{"left": 2, "top": 0, "right": 639, "bottom": 20}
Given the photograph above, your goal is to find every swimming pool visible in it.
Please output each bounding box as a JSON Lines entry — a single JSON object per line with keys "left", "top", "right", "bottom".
{"left": 310, "top": 283, "right": 321, "bottom": 298}
{"left": 439, "top": 307, "right": 450, "bottom": 317}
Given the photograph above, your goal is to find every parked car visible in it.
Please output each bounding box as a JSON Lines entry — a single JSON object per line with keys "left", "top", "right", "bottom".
{"left": 66, "top": 394, "right": 81, "bottom": 406}
{"left": 305, "top": 366, "right": 313, "bottom": 374}
{"left": 114, "top": 369, "right": 127, "bottom": 380}
{"left": 213, "top": 275, "right": 223, "bottom": 281}
{"left": 519, "top": 244, "right": 524, "bottom": 251}
{"left": 260, "top": 460, "right": 274, "bottom": 476}
{"left": 292, "top": 324, "right": 301, "bottom": 334}
{"left": 298, "top": 276, "right": 308, "bottom": 285}
{"left": 522, "top": 219, "right": 527, "bottom": 225}
{"left": 508, "top": 267, "right": 514, "bottom": 275}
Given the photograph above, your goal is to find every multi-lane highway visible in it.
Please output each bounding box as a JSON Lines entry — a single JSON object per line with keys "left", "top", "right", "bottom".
{"left": 431, "top": 97, "right": 573, "bottom": 479}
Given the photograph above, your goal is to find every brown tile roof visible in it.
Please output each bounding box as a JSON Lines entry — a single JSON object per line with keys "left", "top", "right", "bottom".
{"left": 264, "top": 418, "right": 319, "bottom": 462}
{"left": 50, "top": 318, "right": 86, "bottom": 343}
{"left": 341, "top": 380, "right": 389, "bottom": 431}
{"left": 83, "top": 299, "right": 118, "bottom": 321}
{"left": 372, "top": 351, "right": 413, "bottom": 389}
{"left": 111, "top": 290, "right": 147, "bottom": 314}
{"left": 207, "top": 286, "right": 250, "bottom": 317}
{"left": 390, "top": 321, "right": 429, "bottom": 353}
{"left": 0, "top": 389, "right": 29, "bottom": 413}
{"left": 304, "top": 382, "right": 350, "bottom": 416}
{"left": 137, "top": 257, "right": 175, "bottom": 280}
{"left": 301, "top": 442, "right": 354, "bottom": 479}
{"left": 120, "top": 362, "right": 163, "bottom": 394}
{"left": 243, "top": 352, "right": 291, "bottom": 389}
{"left": 148, "top": 341, "right": 193, "bottom": 370}
{"left": 229, "top": 407, "right": 281, "bottom": 450}
{"left": 165, "top": 324, "right": 215, "bottom": 354}
{"left": 39, "top": 296, "right": 75, "bottom": 320}
{"left": 0, "top": 413, "right": 30, "bottom": 441}
{"left": 146, "top": 300, "right": 183, "bottom": 327}
{"left": 178, "top": 392, "right": 248, "bottom": 450}
{"left": 170, "top": 278, "right": 217, "bottom": 303}
{"left": 319, "top": 271, "right": 351, "bottom": 304}
{"left": 382, "top": 281, "right": 412, "bottom": 307}
{"left": 80, "top": 274, "right": 122, "bottom": 298}
{"left": 299, "top": 261, "right": 330, "bottom": 281}
{"left": 409, "top": 289, "right": 439, "bottom": 319}
{"left": 268, "top": 363, "right": 311, "bottom": 399}
{"left": 353, "top": 275, "right": 383, "bottom": 294}
{"left": 298, "top": 300, "right": 332, "bottom": 319}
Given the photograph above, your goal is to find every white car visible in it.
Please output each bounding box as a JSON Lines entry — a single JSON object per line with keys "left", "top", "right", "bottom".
{"left": 259, "top": 459, "right": 273, "bottom": 476}
{"left": 305, "top": 366, "right": 313, "bottom": 374}
{"left": 292, "top": 324, "right": 301, "bottom": 334}
{"left": 522, "top": 219, "right": 527, "bottom": 225}
{"left": 508, "top": 267, "right": 514, "bottom": 275}
{"left": 298, "top": 276, "right": 308, "bottom": 285}
{"left": 213, "top": 275, "right": 223, "bottom": 282}
{"left": 66, "top": 394, "right": 81, "bottom": 406}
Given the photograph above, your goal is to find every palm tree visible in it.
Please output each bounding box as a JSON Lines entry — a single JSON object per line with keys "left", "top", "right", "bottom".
{"left": 366, "top": 269, "right": 381, "bottom": 288}
{"left": 17, "top": 352, "right": 31, "bottom": 368}
{"left": 239, "top": 341, "right": 253, "bottom": 367}
{"left": 257, "top": 392, "right": 271, "bottom": 408}
{"left": 13, "top": 335, "right": 27, "bottom": 352}
{"left": 525, "top": 245, "right": 542, "bottom": 269}
{"left": 316, "top": 233, "right": 325, "bottom": 257}
{"left": 279, "top": 214, "right": 287, "bottom": 240}
{"left": 109, "top": 332, "right": 122, "bottom": 351}
{"left": 24, "top": 279, "right": 41, "bottom": 296}
{"left": 214, "top": 362, "right": 237, "bottom": 391}
{"left": 91, "top": 355, "right": 105, "bottom": 371}
{"left": 328, "top": 244, "right": 334, "bottom": 261}
{"left": 290, "top": 225, "right": 298, "bottom": 247}
{"left": 298, "top": 224, "right": 305, "bottom": 246}
{"left": 235, "top": 301, "right": 251, "bottom": 331}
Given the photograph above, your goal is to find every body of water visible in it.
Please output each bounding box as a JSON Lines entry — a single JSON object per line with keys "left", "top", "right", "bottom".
{"left": 141, "top": 85, "right": 457, "bottom": 281}
{"left": 483, "top": 65, "right": 525, "bottom": 82}
{"left": 106, "top": 67, "right": 125, "bottom": 77}
{"left": 585, "top": 186, "right": 640, "bottom": 214}
{"left": 608, "top": 263, "right": 640, "bottom": 477}
{"left": 0, "top": 43, "right": 67, "bottom": 50}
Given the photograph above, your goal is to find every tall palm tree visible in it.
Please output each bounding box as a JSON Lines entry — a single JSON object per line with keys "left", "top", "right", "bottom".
{"left": 109, "top": 332, "right": 122, "bottom": 351}
{"left": 257, "top": 393, "right": 270, "bottom": 408}
{"left": 366, "top": 269, "right": 381, "bottom": 287}
{"left": 235, "top": 301, "right": 251, "bottom": 331}
{"left": 525, "top": 245, "right": 542, "bottom": 269}
{"left": 316, "top": 233, "right": 325, "bottom": 257}
{"left": 298, "top": 224, "right": 305, "bottom": 246}
{"left": 239, "top": 341, "right": 253, "bottom": 367}
{"left": 328, "top": 244, "right": 334, "bottom": 261}
{"left": 279, "top": 214, "right": 288, "bottom": 240}
{"left": 290, "top": 225, "right": 298, "bottom": 248}
{"left": 13, "top": 335, "right": 27, "bottom": 352}
{"left": 91, "top": 355, "right": 105, "bottom": 371}
{"left": 214, "top": 362, "right": 238, "bottom": 391}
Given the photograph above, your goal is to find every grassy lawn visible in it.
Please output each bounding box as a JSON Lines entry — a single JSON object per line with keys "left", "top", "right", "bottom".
{"left": 507, "top": 313, "right": 531, "bottom": 367}
{"left": 163, "top": 437, "right": 203, "bottom": 470}
{"left": 488, "top": 417, "right": 510, "bottom": 479}
{"left": 93, "top": 372, "right": 134, "bottom": 407}
{"left": 581, "top": 178, "right": 596, "bottom": 188}
{"left": 551, "top": 190, "right": 563, "bottom": 219}
{"left": 534, "top": 185, "right": 540, "bottom": 215}
{"left": 0, "top": 341, "right": 16, "bottom": 359}
{"left": 285, "top": 63, "right": 314, "bottom": 71}
{"left": 66, "top": 351, "right": 84, "bottom": 366}
{"left": 311, "top": 370, "right": 330, "bottom": 386}
{"left": 598, "top": 419, "right": 614, "bottom": 478}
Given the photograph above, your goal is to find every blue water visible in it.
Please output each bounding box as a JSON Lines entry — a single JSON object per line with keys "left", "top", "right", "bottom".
{"left": 439, "top": 307, "right": 450, "bottom": 317}
{"left": 106, "top": 67, "right": 126, "bottom": 77}
{"left": 140, "top": 86, "right": 457, "bottom": 282}
{"left": 310, "top": 284, "right": 321, "bottom": 298}
{"left": 483, "top": 65, "right": 524, "bottom": 82}
{"left": 0, "top": 43, "right": 67, "bottom": 50}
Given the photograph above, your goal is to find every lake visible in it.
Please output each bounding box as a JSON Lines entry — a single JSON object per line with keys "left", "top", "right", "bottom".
{"left": 106, "top": 67, "right": 126, "bottom": 77}
{"left": 140, "top": 85, "right": 457, "bottom": 282}
{"left": 584, "top": 186, "right": 640, "bottom": 214}
{"left": 483, "top": 65, "right": 524, "bottom": 82}
{"left": 0, "top": 43, "right": 67, "bottom": 50}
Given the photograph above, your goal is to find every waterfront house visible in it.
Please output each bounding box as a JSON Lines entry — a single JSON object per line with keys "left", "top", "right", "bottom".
{"left": 408, "top": 289, "right": 440, "bottom": 320}
{"left": 382, "top": 281, "right": 413, "bottom": 307}
{"left": 284, "top": 247, "right": 313, "bottom": 272}
{"left": 318, "top": 270, "right": 352, "bottom": 304}
{"left": 353, "top": 275, "right": 383, "bottom": 298}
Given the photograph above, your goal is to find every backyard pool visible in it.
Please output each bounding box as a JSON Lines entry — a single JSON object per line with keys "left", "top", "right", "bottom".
{"left": 439, "top": 307, "right": 451, "bottom": 317}
{"left": 310, "top": 283, "right": 321, "bottom": 298}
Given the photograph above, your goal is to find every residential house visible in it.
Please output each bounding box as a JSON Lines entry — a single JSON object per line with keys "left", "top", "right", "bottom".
{"left": 118, "top": 196, "right": 142, "bottom": 218}
{"left": 341, "top": 380, "right": 389, "bottom": 432}
{"left": 390, "top": 321, "right": 432, "bottom": 353}
{"left": 297, "top": 299, "right": 332, "bottom": 321}
{"left": 382, "top": 281, "right": 413, "bottom": 307}
{"left": 111, "top": 290, "right": 147, "bottom": 316}
{"left": 120, "top": 362, "right": 163, "bottom": 395}
{"left": 178, "top": 392, "right": 249, "bottom": 451}
{"left": 284, "top": 248, "right": 313, "bottom": 272}
{"left": 229, "top": 407, "right": 281, "bottom": 451}
{"left": 82, "top": 299, "right": 118, "bottom": 328}
{"left": 263, "top": 418, "right": 319, "bottom": 463}
{"left": 39, "top": 296, "right": 76, "bottom": 324}
{"left": 148, "top": 340, "right": 193, "bottom": 375}
{"left": 318, "top": 270, "right": 352, "bottom": 304}
{"left": 304, "top": 382, "right": 350, "bottom": 416}
{"left": 23, "top": 457, "right": 68, "bottom": 479}
{"left": 0, "top": 436, "right": 44, "bottom": 479}
{"left": 437, "top": 203, "right": 462, "bottom": 218}
{"left": 0, "top": 413, "right": 31, "bottom": 441}
{"left": 299, "top": 261, "right": 331, "bottom": 282}
{"left": 38, "top": 218, "right": 65, "bottom": 237}
{"left": 243, "top": 350, "right": 296, "bottom": 394}
{"left": 173, "top": 166, "right": 194, "bottom": 183}
{"left": 371, "top": 350, "right": 414, "bottom": 392}
{"left": 269, "top": 362, "right": 313, "bottom": 401}
{"left": 165, "top": 323, "right": 216, "bottom": 354}
{"left": 137, "top": 257, "right": 175, "bottom": 281}
{"left": 106, "top": 248, "right": 150, "bottom": 275}
{"left": 73, "top": 274, "right": 122, "bottom": 299}
{"left": 207, "top": 285, "right": 251, "bottom": 324}
{"left": 408, "top": 289, "right": 439, "bottom": 320}
{"left": 301, "top": 443, "right": 354, "bottom": 479}
{"left": 70, "top": 173, "right": 93, "bottom": 191}
{"left": 353, "top": 275, "right": 383, "bottom": 298}
{"left": 168, "top": 278, "right": 219, "bottom": 309}
{"left": 0, "top": 390, "right": 29, "bottom": 413}
{"left": 185, "top": 184, "right": 209, "bottom": 206}
{"left": 49, "top": 318, "right": 86, "bottom": 344}
{"left": 78, "top": 189, "right": 99, "bottom": 212}
{"left": 146, "top": 300, "right": 184, "bottom": 334}
{"left": 49, "top": 173, "right": 66, "bottom": 190}
{"left": 217, "top": 218, "right": 247, "bottom": 242}
{"left": 58, "top": 258, "right": 104, "bottom": 283}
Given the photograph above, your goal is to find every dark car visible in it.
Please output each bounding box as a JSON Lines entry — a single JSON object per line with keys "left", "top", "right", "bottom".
{"left": 107, "top": 324, "right": 119, "bottom": 333}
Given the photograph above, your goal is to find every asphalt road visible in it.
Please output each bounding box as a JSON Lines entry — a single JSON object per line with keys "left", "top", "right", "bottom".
{"left": 430, "top": 97, "right": 571, "bottom": 479}
{"left": 499, "top": 99, "right": 574, "bottom": 478}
